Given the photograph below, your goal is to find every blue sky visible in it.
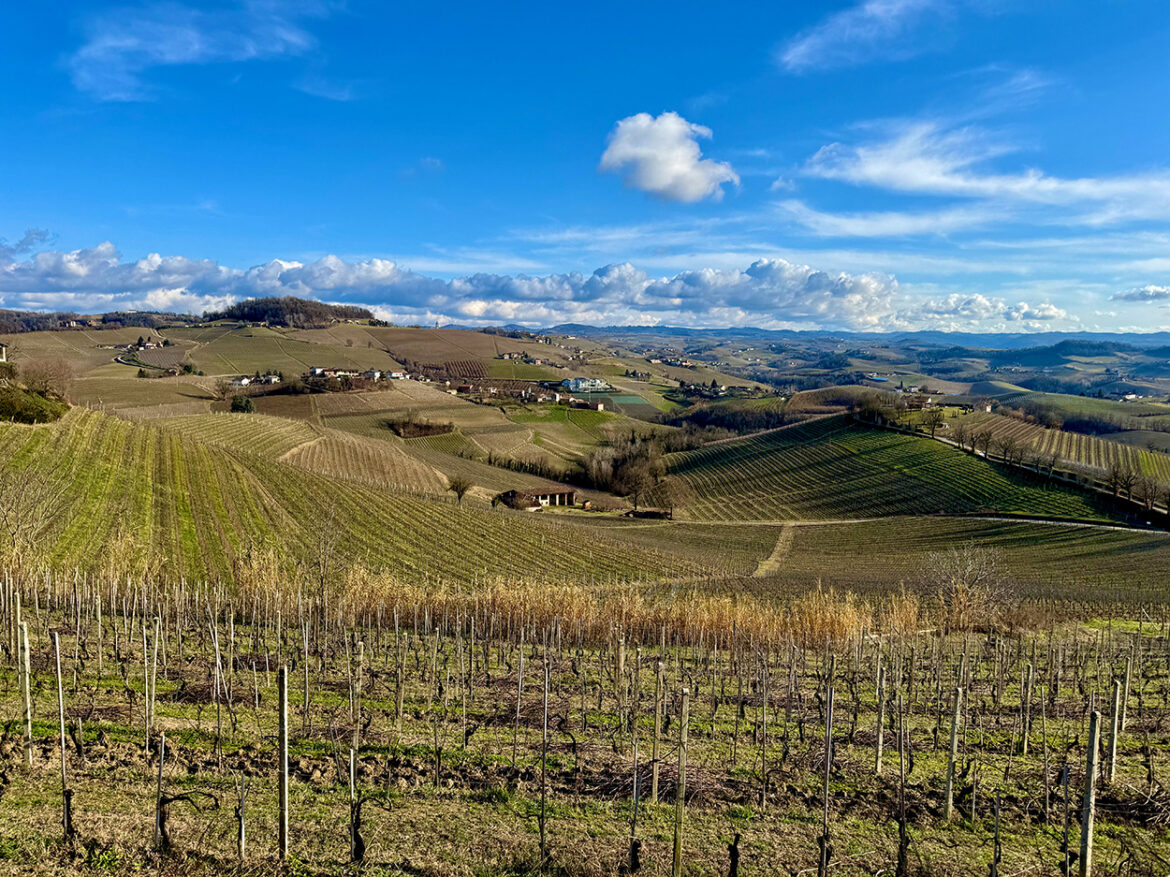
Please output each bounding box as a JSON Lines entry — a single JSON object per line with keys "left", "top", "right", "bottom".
{"left": 3, "top": 0, "right": 1170, "bottom": 332}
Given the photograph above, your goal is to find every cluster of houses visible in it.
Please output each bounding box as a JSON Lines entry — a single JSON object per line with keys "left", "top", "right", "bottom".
{"left": 450, "top": 381, "right": 605, "bottom": 410}
{"left": 561, "top": 377, "right": 609, "bottom": 393}
{"left": 231, "top": 374, "right": 282, "bottom": 388}
{"left": 307, "top": 367, "right": 409, "bottom": 381}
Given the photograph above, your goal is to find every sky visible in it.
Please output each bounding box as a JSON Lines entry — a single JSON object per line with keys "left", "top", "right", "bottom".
{"left": 3, "top": 0, "right": 1170, "bottom": 333}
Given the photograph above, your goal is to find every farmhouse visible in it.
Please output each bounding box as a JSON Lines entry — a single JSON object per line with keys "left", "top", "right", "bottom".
{"left": 495, "top": 488, "right": 576, "bottom": 509}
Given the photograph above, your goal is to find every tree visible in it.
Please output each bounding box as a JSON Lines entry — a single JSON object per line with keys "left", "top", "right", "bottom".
{"left": 214, "top": 379, "right": 233, "bottom": 400}
{"left": 21, "top": 358, "right": 74, "bottom": 399}
{"left": 928, "top": 543, "right": 1014, "bottom": 633}
{"left": 922, "top": 408, "right": 945, "bottom": 439}
{"left": 951, "top": 422, "right": 969, "bottom": 451}
{"left": 447, "top": 475, "right": 473, "bottom": 506}
{"left": 1135, "top": 475, "right": 1160, "bottom": 512}
{"left": 974, "top": 430, "right": 993, "bottom": 457}
{"left": 1119, "top": 463, "right": 1137, "bottom": 500}
{"left": 1106, "top": 460, "right": 1124, "bottom": 496}
{"left": 230, "top": 395, "right": 254, "bottom": 413}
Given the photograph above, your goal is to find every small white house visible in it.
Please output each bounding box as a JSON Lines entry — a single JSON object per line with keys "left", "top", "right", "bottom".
{"left": 232, "top": 376, "right": 252, "bottom": 387}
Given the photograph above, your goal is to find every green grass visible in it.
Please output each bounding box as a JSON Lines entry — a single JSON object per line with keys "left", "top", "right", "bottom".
{"left": 658, "top": 415, "right": 1117, "bottom": 522}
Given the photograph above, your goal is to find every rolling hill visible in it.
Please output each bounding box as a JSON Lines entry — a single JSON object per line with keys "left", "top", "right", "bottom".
{"left": 655, "top": 415, "right": 1117, "bottom": 522}
{"left": 0, "top": 408, "right": 700, "bottom": 584}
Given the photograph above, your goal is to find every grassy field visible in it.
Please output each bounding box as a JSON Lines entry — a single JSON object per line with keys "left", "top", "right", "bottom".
{"left": 657, "top": 416, "right": 1116, "bottom": 522}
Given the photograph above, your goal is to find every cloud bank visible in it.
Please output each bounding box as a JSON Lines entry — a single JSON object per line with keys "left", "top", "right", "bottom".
{"left": 0, "top": 237, "right": 1079, "bottom": 333}
{"left": 600, "top": 112, "right": 739, "bottom": 203}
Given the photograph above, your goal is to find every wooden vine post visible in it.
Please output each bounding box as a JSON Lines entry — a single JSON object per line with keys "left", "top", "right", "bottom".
{"left": 944, "top": 686, "right": 963, "bottom": 821}
{"left": 875, "top": 663, "right": 885, "bottom": 776}
{"left": 672, "top": 687, "right": 690, "bottom": 877}
{"left": 818, "top": 685, "right": 835, "bottom": 877}
{"left": 651, "top": 661, "right": 664, "bottom": 804}
{"left": 278, "top": 666, "right": 289, "bottom": 861}
{"left": 154, "top": 732, "right": 166, "bottom": 850}
{"left": 52, "top": 631, "right": 74, "bottom": 842}
{"left": 20, "top": 621, "right": 32, "bottom": 770}
{"left": 1081, "top": 710, "right": 1101, "bottom": 877}
{"left": 1107, "top": 679, "right": 1121, "bottom": 784}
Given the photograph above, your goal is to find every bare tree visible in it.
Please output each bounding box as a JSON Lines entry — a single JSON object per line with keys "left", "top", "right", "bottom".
{"left": 1119, "top": 463, "right": 1137, "bottom": 500}
{"left": 928, "top": 543, "right": 1014, "bottom": 633}
{"left": 1135, "top": 475, "right": 1160, "bottom": 512}
{"left": 21, "top": 358, "right": 74, "bottom": 399}
{"left": 1106, "top": 460, "right": 1124, "bottom": 496}
{"left": 974, "top": 430, "right": 993, "bottom": 457}
{"left": 447, "top": 475, "right": 473, "bottom": 506}
{"left": 922, "top": 408, "right": 945, "bottom": 439}
{"left": 951, "top": 422, "right": 969, "bottom": 451}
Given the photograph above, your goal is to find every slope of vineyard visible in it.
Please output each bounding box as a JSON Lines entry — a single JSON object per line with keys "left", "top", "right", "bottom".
{"left": 737, "top": 517, "right": 1170, "bottom": 603}
{"left": 658, "top": 415, "right": 1115, "bottom": 522}
{"left": 0, "top": 409, "right": 697, "bottom": 583}
{"left": 956, "top": 410, "right": 1170, "bottom": 480}
{"left": 152, "top": 413, "right": 322, "bottom": 459}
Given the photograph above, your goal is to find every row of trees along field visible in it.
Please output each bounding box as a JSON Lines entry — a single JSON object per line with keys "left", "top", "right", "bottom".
{"left": 0, "top": 548, "right": 1169, "bottom": 874}
{"left": 855, "top": 396, "right": 1170, "bottom": 518}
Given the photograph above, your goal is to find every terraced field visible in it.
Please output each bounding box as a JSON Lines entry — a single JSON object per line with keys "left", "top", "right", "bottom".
{"left": 0, "top": 409, "right": 693, "bottom": 583}
{"left": 282, "top": 430, "right": 449, "bottom": 493}
{"left": 957, "top": 411, "right": 1170, "bottom": 480}
{"left": 153, "top": 413, "right": 321, "bottom": 459}
{"left": 658, "top": 416, "right": 1114, "bottom": 522}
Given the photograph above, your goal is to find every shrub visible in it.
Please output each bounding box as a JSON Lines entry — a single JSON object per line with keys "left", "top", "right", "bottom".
{"left": 0, "top": 387, "right": 68, "bottom": 423}
{"left": 230, "top": 395, "right": 255, "bottom": 413}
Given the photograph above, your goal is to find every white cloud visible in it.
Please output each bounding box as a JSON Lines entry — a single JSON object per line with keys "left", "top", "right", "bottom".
{"left": 599, "top": 112, "right": 739, "bottom": 203}
{"left": 1112, "top": 286, "right": 1170, "bottom": 302}
{"left": 806, "top": 121, "right": 1170, "bottom": 223}
{"left": 68, "top": 1, "right": 332, "bottom": 101}
{"left": 777, "top": 199, "right": 996, "bottom": 237}
{"left": 0, "top": 237, "right": 1083, "bottom": 333}
{"left": 778, "top": 0, "right": 953, "bottom": 73}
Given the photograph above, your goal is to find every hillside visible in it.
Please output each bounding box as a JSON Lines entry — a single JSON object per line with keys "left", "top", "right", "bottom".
{"left": 656, "top": 415, "right": 1116, "bottom": 522}
{"left": 204, "top": 296, "right": 374, "bottom": 328}
{"left": 0, "top": 408, "right": 697, "bottom": 583}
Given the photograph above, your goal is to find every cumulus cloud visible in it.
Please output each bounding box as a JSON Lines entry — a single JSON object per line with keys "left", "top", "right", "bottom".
{"left": 599, "top": 112, "right": 739, "bottom": 203}
{"left": 1112, "top": 285, "right": 1170, "bottom": 302}
{"left": 778, "top": 0, "right": 953, "bottom": 73}
{"left": 68, "top": 1, "right": 332, "bottom": 101}
{"left": 914, "top": 293, "right": 1067, "bottom": 328}
{"left": 0, "top": 238, "right": 1079, "bottom": 333}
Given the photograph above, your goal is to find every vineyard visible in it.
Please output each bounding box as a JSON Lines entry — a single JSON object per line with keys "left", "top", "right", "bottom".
{"left": 2, "top": 573, "right": 1169, "bottom": 875}
{"left": 731, "top": 517, "right": 1170, "bottom": 604}
{"left": 955, "top": 411, "right": 1170, "bottom": 481}
{"left": 658, "top": 416, "right": 1114, "bottom": 523}
{"left": 0, "top": 409, "right": 699, "bottom": 584}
